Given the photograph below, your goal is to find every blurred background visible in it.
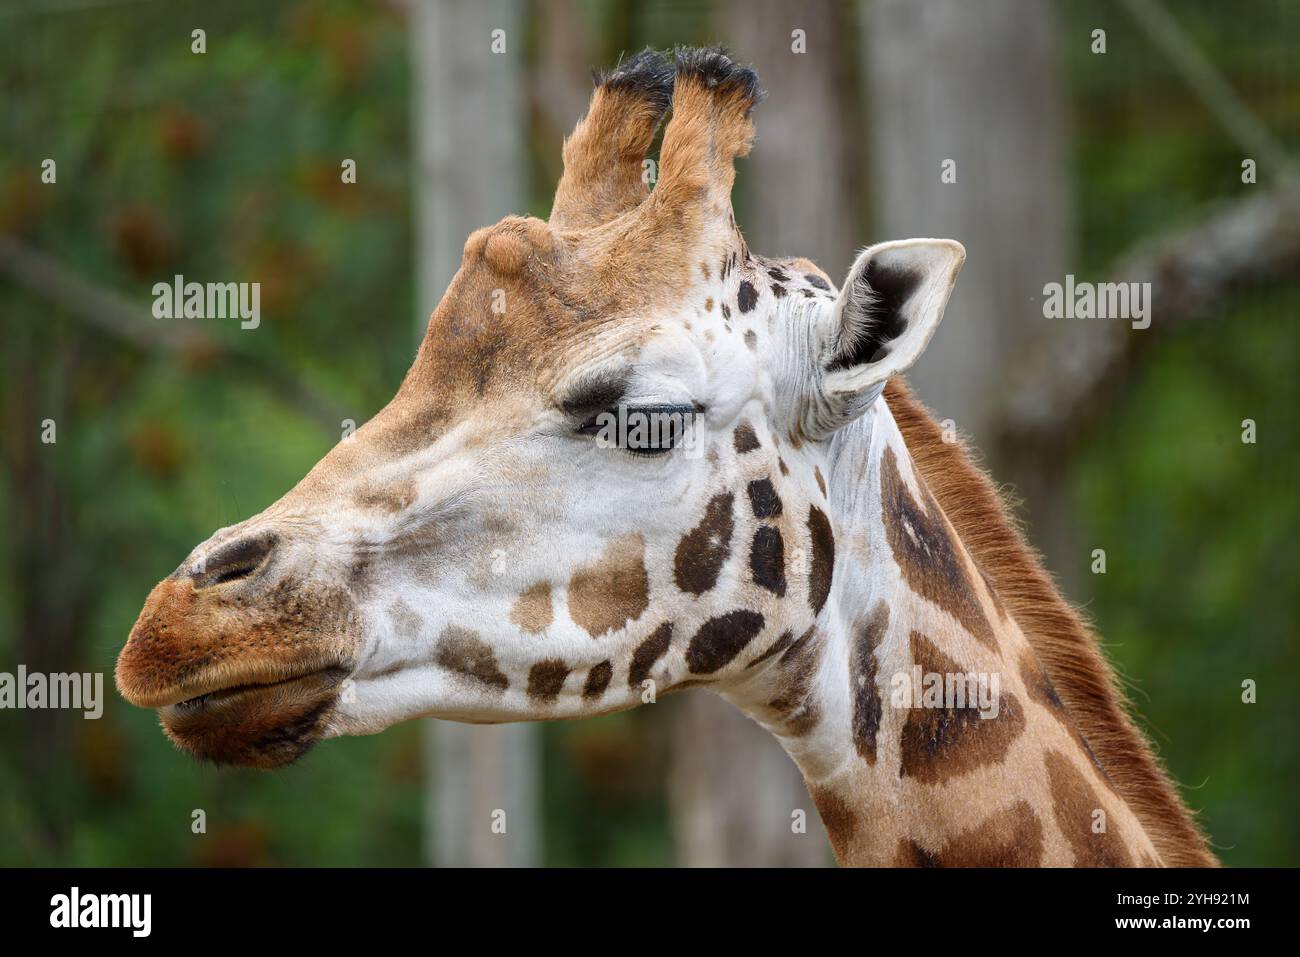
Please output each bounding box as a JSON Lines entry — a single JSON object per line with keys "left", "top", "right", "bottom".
{"left": 1, "top": 0, "right": 1296, "bottom": 867}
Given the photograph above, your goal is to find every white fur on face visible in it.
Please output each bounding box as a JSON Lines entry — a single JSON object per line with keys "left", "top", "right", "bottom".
{"left": 323, "top": 255, "right": 836, "bottom": 739}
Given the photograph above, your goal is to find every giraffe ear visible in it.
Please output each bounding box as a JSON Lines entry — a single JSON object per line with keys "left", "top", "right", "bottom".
{"left": 807, "top": 239, "right": 965, "bottom": 436}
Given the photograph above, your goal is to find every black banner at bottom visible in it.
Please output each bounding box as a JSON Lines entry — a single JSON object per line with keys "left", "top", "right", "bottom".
{"left": 0, "top": 866, "right": 1274, "bottom": 941}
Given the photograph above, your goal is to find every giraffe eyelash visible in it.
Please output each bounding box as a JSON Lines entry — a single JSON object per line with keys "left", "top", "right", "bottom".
{"left": 575, "top": 403, "right": 700, "bottom": 456}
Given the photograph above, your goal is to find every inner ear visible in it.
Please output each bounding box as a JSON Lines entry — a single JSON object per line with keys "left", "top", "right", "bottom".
{"left": 800, "top": 239, "right": 964, "bottom": 441}
{"left": 822, "top": 239, "right": 965, "bottom": 387}
{"left": 828, "top": 259, "right": 924, "bottom": 371}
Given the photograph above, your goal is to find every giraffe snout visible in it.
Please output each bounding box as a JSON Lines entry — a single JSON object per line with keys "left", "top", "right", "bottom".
{"left": 116, "top": 525, "right": 365, "bottom": 767}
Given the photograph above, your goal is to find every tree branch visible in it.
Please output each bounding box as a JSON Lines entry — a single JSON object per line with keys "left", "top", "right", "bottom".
{"left": 1118, "top": 0, "right": 1300, "bottom": 186}
{"left": 1000, "top": 184, "right": 1300, "bottom": 442}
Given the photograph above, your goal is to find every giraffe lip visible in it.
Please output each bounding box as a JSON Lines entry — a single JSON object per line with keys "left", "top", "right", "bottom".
{"left": 158, "top": 665, "right": 349, "bottom": 769}
{"left": 163, "top": 666, "right": 348, "bottom": 714}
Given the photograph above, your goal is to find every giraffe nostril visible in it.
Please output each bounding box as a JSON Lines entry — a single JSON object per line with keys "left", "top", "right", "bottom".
{"left": 194, "top": 533, "right": 279, "bottom": 589}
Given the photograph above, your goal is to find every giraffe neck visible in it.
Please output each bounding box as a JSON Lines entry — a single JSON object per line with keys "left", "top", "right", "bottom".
{"left": 727, "top": 398, "right": 1162, "bottom": 866}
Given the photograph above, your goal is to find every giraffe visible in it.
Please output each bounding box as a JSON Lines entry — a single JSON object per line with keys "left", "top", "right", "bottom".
{"left": 115, "top": 47, "right": 1216, "bottom": 867}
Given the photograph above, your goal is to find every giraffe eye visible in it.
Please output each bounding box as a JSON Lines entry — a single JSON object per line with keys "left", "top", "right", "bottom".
{"left": 576, "top": 404, "right": 697, "bottom": 456}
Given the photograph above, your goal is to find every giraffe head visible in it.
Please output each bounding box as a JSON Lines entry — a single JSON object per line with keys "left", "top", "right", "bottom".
{"left": 116, "top": 47, "right": 963, "bottom": 768}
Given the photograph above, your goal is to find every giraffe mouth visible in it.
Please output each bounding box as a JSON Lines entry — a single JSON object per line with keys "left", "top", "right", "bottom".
{"left": 168, "top": 667, "right": 347, "bottom": 713}
{"left": 157, "top": 666, "right": 350, "bottom": 768}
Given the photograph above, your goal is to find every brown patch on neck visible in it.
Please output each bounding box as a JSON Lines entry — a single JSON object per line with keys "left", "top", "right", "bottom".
{"left": 510, "top": 582, "right": 553, "bottom": 634}
{"left": 895, "top": 801, "right": 1044, "bottom": 867}
{"left": 880, "top": 446, "right": 995, "bottom": 649}
{"left": 1018, "top": 649, "right": 1116, "bottom": 792}
{"left": 763, "top": 625, "right": 824, "bottom": 736}
{"left": 1044, "top": 749, "right": 1134, "bottom": 867}
{"left": 851, "top": 602, "right": 888, "bottom": 763}
{"left": 567, "top": 534, "right": 650, "bottom": 637}
{"left": 898, "top": 631, "right": 1025, "bottom": 784}
{"left": 884, "top": 378, "right": 1216, "bottom": 865}
{"left": 806, "top": 505, "right": 834, "bottom": 614}
{"left": 810, "top": 786, "right": 858, "bottom": 863}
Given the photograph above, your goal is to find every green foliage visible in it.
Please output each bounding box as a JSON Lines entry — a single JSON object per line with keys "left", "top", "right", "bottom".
{"left": 0, "top": 0, "right": 425, "bottom": 867}
{"left": 1065, "top": 0, "right": 1300, "bottom": 866}
{"left": 1074, "top": 290, "right": 1300, "bottom": 866}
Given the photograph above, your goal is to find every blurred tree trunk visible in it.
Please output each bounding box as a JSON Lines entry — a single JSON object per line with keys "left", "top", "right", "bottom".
{"left": 862, "top": 0, "right": 1079, "bottom": 590}
{"left": 725, "top": 0, "right": 859, "bottom": 277}
{"left": 532, "top": 0, "right": 595, "bottom": 191}
{"left": 411, "top": 0, "right": 539, "bottom": 867}
{"left": 1, "top": 327, "right": 89, "bottom": 852}
{"left": 662, "top": 0, "right": 855, "bottom": 869}
{"left": 669, "top": 692, "right": 830, "bottom": 866}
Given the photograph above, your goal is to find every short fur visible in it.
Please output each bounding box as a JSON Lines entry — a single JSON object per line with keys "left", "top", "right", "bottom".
{"left": 883, "top": 378, "right": 1218, "bottom": 867}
